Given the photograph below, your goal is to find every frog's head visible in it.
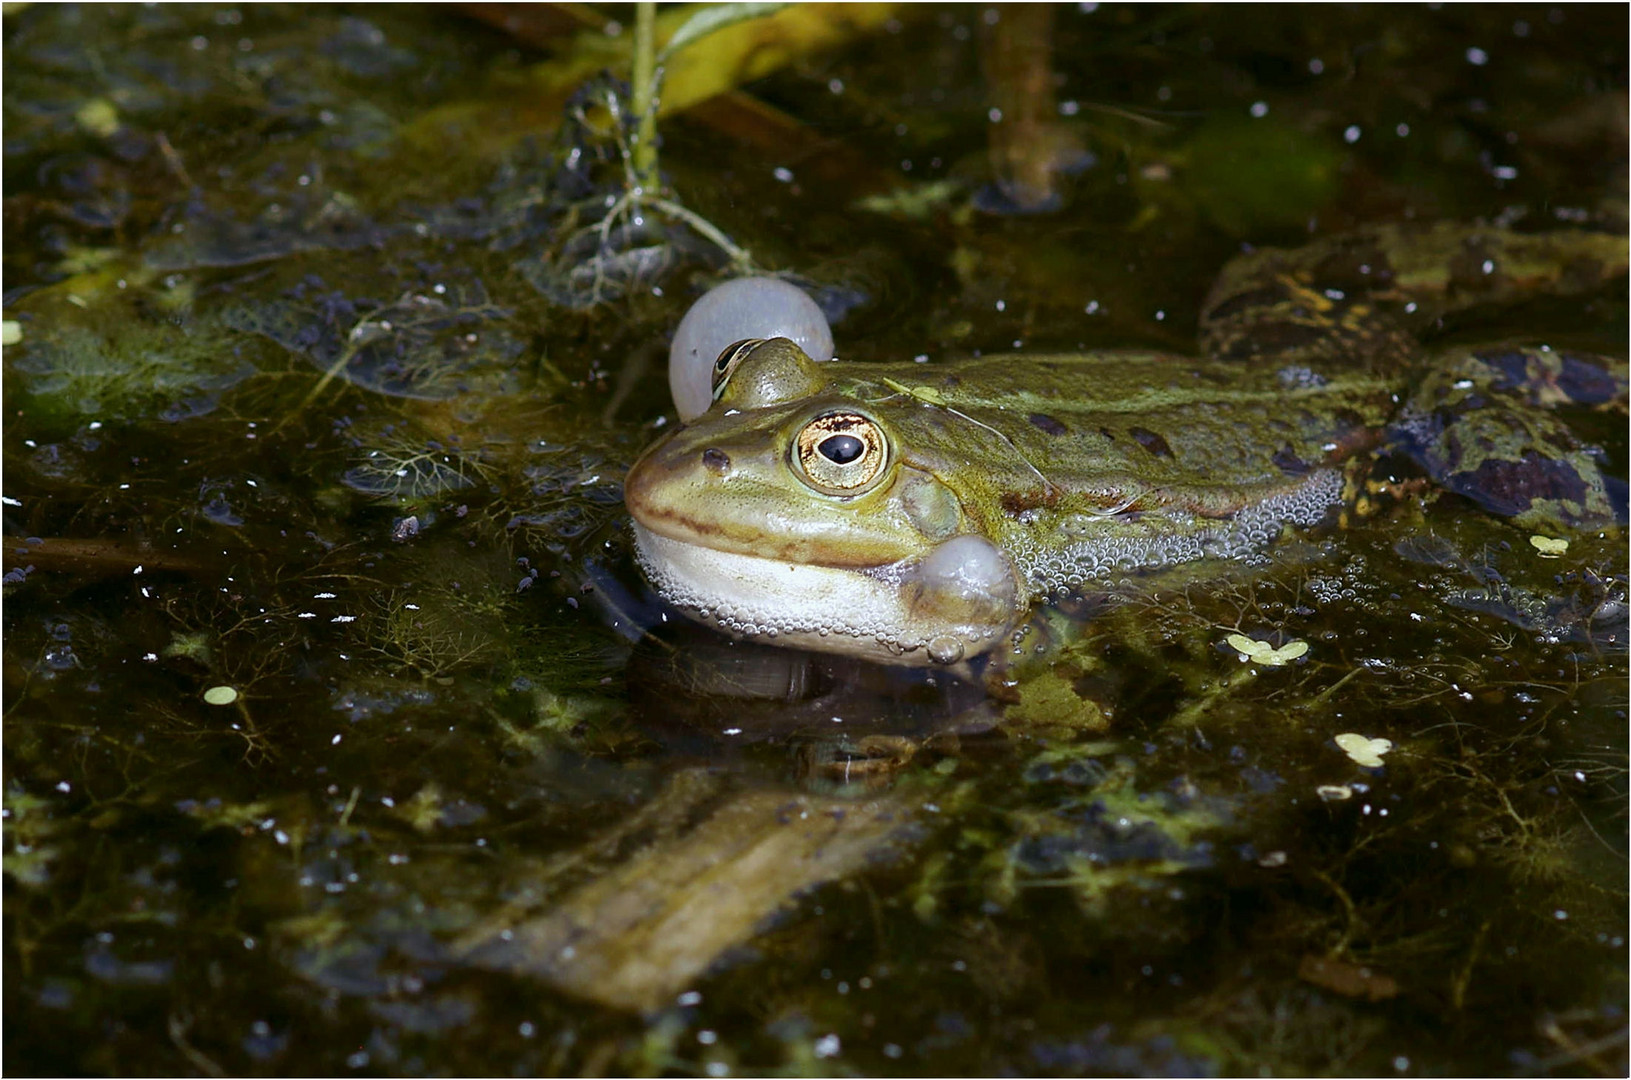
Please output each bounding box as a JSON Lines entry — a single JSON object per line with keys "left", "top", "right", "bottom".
{"left": 627, "top": 338, "right": 1023, "bottom": 665}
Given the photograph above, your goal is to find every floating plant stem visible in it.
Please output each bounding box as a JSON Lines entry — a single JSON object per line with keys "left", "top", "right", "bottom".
{"left": 630, "top": 1, "right": 659, "bottom": 193}
{"left": 646, "top": 197, "right": 754, "bottom": 269}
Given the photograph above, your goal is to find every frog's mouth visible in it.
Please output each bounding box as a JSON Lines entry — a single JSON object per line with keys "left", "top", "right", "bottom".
{"left": 628, "top": 523, "right": 1016, "bottom": 666}
{"left": 630, "top": 522, "right": 916, "bottom": 656}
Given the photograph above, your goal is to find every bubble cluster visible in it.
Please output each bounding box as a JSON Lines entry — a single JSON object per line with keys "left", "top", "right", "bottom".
{"left": 1008, "top": 470, "right": 1344, "bottom": 597}
{"left": 1306, "top": 555, "right": 1371, "bottom": 607}
{"left": 633, "top": 533, "right": 920, "bottom": 656}
{"left": 631, "top": 525, "right": 1026, "bottom": 664}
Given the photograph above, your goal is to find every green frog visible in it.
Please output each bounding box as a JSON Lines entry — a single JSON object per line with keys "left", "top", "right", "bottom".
{"left": 626, "top": 224, "right": 1627, "bottom": 666}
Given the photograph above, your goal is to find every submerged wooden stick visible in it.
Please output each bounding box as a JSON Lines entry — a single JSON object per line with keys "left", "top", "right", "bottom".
{"left": 459, "top": 778, "right": 918, "bottom": 1012}
{"left": 3, "top": 537, "right": 206, "bottom": 579}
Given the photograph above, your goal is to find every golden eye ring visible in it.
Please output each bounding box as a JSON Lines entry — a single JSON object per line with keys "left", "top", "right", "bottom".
{"left": 791, "top": 411, "right": 891, "bottom": 496}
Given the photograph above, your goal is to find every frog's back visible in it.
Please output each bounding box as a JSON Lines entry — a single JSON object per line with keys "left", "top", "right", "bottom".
{"left": 838, "top": 351, "right": 1394, "bottom": 600}
{"left": 853, "top": 351, "right": 1392, "bottom": 514}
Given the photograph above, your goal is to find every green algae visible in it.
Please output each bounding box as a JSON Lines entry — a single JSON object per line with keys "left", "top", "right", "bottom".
{"left": 8, "top": 308, "right": 260, "bottom": 430}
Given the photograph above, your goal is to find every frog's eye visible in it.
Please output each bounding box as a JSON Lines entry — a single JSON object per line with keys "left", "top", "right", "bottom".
{"left": 712, "top": 338, "right": 766, "bottom": 400}
{"left": 792, "top": 411, "right": 890, "bottom": 496}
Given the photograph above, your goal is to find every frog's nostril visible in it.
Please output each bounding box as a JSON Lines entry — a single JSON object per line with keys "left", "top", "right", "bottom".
{"left": 701, "top": 448, "right": 731, "bottom": 474}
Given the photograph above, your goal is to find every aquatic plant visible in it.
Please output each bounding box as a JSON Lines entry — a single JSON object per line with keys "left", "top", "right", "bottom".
{"left": 8, "top": 312, "right": 258, "bottom": 429}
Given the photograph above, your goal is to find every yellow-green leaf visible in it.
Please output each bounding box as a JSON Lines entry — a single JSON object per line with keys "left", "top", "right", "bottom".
{"left": 203, "top": 685, "right": 239, "bottom": 706}
{"left": 1334, "top": 732, "right": 1392, "bottom": 768}
{"left": 1529, "top": 535, "right": 1568, "bottom": 557}
{"left": 1225, "top": 634, "right": 1308, "bottom": 666}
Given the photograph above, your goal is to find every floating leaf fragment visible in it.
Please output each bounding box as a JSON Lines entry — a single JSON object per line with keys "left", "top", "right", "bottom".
{"left": 856, "top": 178, "right": 967, "bottom": 220}
{"left": 1, "top": 321, "right": 20, "bottom": 346}
{"left": 1529, "top": 535, "right": 1568, "bottom": 557}
{"left": 203, "top": 685, "right": 239, "bottom": 706}
{"left": 1225, "top": 633, "right": 1309, "bottom": 666}
{"left": 1298, "top": 954, "right": 1400, "bottom": 1002}
{"left": 1334, "top": 732, "right": 1392, "bottom": 768}
{"left": 880, "top": 377, "right": 947, "bottom": 406}
{"left": 75, "top": 97, "right": 120, "bottom": 138}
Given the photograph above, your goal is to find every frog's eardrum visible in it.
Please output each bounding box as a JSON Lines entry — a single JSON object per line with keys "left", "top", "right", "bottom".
{"left": 669, "top": 277, "right": 834, "bottom": 420}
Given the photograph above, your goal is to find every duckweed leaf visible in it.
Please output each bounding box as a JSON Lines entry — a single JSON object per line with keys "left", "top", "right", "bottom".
{"left": 1224, "top": 633, "right": 1308, "bottom": 666}
{"left": 202, "top": 685, "right": 239, "bottom": 706}
{"left": 74, "top": 97, "right": 120, "bottom": 137}
{"left": 1529, "top": 535, "right": 1568, "bottom": 556}
{"left": 1334, "top": 733, "right": 1393, "bottom": 768}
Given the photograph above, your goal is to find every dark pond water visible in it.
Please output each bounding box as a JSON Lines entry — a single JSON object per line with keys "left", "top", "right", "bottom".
{"left": 4, "top": 4, "right": 1626, "bottom": 1076}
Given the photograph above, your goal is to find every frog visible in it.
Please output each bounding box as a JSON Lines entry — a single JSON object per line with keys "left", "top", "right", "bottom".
{"left": 625, "top": 223, "right": 1627, "bottom": 666}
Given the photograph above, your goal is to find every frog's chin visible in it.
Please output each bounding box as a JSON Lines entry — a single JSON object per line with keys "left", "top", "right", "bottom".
{"left": 630, "top": 523, "right": 1021, "bottom": 666}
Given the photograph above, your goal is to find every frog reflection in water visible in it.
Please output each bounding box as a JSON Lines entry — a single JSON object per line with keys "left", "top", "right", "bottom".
{"left": 625, "top": 224, "right": 1627, "bottom": 666}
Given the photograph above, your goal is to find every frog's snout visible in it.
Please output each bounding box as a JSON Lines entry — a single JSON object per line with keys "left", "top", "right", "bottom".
{"left": 622, "top": 438, "right": 674, "bottom": 523}
{"left": 624, "top": 432, "right": 730, "bottom": 534}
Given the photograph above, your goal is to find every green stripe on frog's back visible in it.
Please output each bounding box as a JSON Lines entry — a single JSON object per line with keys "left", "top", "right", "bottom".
{"left": 838, "top": 352, "right": 1394, "bottom": 503}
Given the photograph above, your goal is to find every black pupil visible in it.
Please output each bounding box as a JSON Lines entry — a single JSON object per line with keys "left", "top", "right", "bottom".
{"left": 819, "top": 434, "right": 865, "bottom": 465}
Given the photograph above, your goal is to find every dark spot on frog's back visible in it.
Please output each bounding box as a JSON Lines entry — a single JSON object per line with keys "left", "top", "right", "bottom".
{"left": 1128, "top": 426, "right": 1174, "bottom": 458}
{"left": 1028, "top": 413, "right": 1068, "bottom": 436}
